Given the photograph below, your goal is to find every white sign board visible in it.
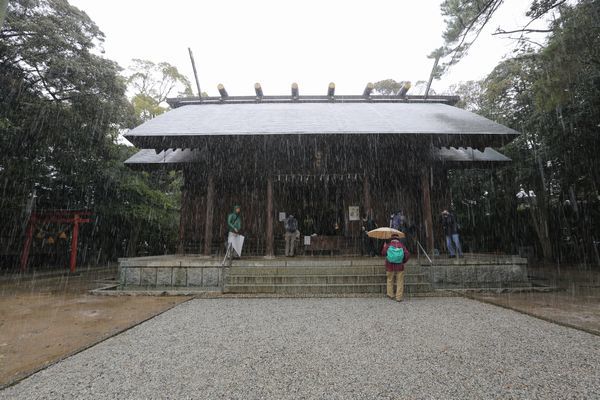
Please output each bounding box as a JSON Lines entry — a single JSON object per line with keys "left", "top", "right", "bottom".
{"left": 304, "top": 235, "right": 311, "bottom": 246}
{"left": 278, "top": 212, "right": 286, "bottom": 222}
{"left": 348, "top": 206, "right": 360, "bottom": 221}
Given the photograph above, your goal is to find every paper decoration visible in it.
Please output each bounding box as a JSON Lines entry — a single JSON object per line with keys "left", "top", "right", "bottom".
{"left": 348, "top": 206, "right": 360, "bottom": 221}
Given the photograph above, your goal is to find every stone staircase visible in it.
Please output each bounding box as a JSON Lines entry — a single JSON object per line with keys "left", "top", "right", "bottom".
{"left": 223, "top": 258, "right": 432, "bottom": 295}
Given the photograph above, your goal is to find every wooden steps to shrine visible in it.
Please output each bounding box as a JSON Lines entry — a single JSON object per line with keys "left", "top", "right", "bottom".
{"left": 223, "top": 259, "right": 432, "bottom": 295}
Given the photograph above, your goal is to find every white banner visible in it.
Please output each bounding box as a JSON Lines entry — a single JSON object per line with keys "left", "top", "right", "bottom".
{"left": 228, "top": 233, "right": 245, "bottom": 256}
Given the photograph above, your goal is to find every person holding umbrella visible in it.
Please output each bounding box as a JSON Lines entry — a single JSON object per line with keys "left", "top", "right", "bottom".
{"left": 369, "top": 227, "right": 410, "bottom": 302}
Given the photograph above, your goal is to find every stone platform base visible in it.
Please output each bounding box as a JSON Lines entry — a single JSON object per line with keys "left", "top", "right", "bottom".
{"left": 117, "top": 254, "right": 530, "bottom": 295}
{"left": 429, "top": 255, "right": 530, "bottom": 289}
{"left": 119, "top": 256, "right": 224, "bottom": 288}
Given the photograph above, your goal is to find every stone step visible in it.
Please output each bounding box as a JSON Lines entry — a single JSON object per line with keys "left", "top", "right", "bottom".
{"left": 223, "top": 282, "right": 433, "bottom": 295}
{"left": 227, "top": 274, "right": 429, "bottom": 285}
{"left": 227, "top": 265, "right": 426, "bottom": 276}
{"left": 233, "top": 259, "right": 399, "bottom": 267}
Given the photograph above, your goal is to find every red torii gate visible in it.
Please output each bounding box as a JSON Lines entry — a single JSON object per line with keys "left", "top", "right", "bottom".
{"left": 20, "top": 210, "right": 92, "bottom": 272}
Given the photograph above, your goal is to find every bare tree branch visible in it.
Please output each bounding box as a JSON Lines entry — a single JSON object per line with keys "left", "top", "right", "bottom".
{"left": 447, "top": 0, "right": 503, "bottom": 66}
{"left": 493, "top": 28, "right": 554, "bottom": 35}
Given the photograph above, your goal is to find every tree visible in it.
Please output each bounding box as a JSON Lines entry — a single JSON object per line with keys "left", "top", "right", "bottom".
{"left": 444, "top": 0, "right": 600, "bottom": 263}
{"left": 446, "top": 81, "right": 484, "bottom": 112}
{"left": 127, "top": 59, "right": 192, "bottom": 122}
{"left": 434, "top": 0, "right": 571, "bottom": 75}
{"left": 0, "top": 0, "right": 7, "bottom": 27}
{"left": 0, "top": 0, "right": 132, "bottom": 214}
{"left": 373, "top": 79, "right": 403, "bottom": 96}
{"left": 0, "top": 0, "right": 181, "bottom": 266}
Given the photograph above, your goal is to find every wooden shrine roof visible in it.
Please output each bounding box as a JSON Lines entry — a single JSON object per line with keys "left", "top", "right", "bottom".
{"left": 124, "top": 146, "right": 511, "bottom": 170}
{"left": 124, "top": 101, "right": 519, "bottom": 149}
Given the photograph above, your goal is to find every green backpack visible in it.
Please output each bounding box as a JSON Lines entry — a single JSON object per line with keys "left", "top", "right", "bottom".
{"left": 386, "top": 245, "right": 405, "bottom": 264}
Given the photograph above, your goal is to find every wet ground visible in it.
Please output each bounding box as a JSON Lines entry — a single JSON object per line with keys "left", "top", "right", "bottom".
{"left": 1, "top": 297, "right": 598, "bottom": 399}
{"left": 469, "top": 288, "right": 600, "bottom": 335}
{"left": 0, "top": 268, "right": 189, "bottom": 387}
{"left": 469, "top": 265, "right": 600, "bottom": 335}
{"left": 0, "top": 263, "right": 598, "bottom": 392}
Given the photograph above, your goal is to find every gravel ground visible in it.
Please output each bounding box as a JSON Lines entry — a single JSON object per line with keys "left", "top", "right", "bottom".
{"left": 2, "top": 297, "right": 599, "bottom": 399}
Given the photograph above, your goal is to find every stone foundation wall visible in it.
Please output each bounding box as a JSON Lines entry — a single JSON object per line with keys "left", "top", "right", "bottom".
{"left": 118, "top": 255, "right": 530, "bottom": 291}
{"left": 430, "top": 260, "right": 529, "bottom": 289}
{"left": 119, "top": 258, "right": 224, "bottom": 288}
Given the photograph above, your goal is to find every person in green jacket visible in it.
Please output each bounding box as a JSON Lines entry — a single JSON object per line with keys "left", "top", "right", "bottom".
{"left": 225, "top": 205, "right": 243, "bottom": 258}
{"left": 227, "top": 205, "right": 242, "bottom": 234}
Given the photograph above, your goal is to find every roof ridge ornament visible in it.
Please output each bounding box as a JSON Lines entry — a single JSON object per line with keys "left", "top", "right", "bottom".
{"left": 327, "top": 82, "right": 335, "bottom": 99}
{"left": 397, "top": 81, "right": 411, "bottom": 98}
{"left": 254, "top": 83, "right": 263, "bottom": 100}
{"left": 217, "top": 83, "right": 228, "bottom": 99}
{"left": 363, "top": 82, "right": 374, "bottom": 98}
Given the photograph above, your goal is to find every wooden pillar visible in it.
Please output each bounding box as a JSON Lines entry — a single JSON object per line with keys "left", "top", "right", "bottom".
{"left": 363, "top": 175, "right": 372, "bottom": 218}
{"left": 421, "top": 168, "right": 434, "bottom": 253}
{"left": 69, "top": 214, "right": 80, "bottom": 273}
{"left": 265, "top": 177, "right": 274, "bottom": 257}
{"left": 20, "top": 217, "right": 35, "bottom": 271}
{"left": 203, "top": 175, "right": 215, "bottom": 256}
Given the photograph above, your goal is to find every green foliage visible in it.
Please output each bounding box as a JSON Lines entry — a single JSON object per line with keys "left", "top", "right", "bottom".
{"left": 0, "top": 0, "right": 181, "bottom": 266}
{"left": 373, "top": 79, "right": 403, "bottom": 95}
{"left": 127, "top": 58, "right": 192, "bottom": 122}
{"left": 445, "top": 0, "right": 600, "bottom": 262}
{"left": 434, "top": 0, "right": 570, "bottom": 75}
{"left": 446, "top": 80, "right": 484, "bottom": 111}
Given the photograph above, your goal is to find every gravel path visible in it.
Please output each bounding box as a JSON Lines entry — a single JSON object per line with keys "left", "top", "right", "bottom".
{"left": 2, "top": 297, "right": 599, "bottom": 399}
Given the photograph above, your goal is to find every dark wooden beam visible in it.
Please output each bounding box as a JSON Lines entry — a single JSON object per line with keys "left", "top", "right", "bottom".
{"left": 421, "top": 168, "right": 434, "bottom": 253}
{"left": 363, "top": 175, "right": 372, "bottom": 218}
{"left": 203, "top": 174, "right": 215, "bottom": 255}
{"left": 166, "top": 94, "right": 462, "bottom": 108}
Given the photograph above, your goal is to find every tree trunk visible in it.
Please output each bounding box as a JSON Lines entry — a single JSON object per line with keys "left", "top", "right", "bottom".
{"left": 0, "top": 0, "right": 8, "bottom": 28}
{"left": 530, "top": 207, "right": 553, "bottom": 261}
{"left": 126, "top": 221, "right": 141, "bottom": 257}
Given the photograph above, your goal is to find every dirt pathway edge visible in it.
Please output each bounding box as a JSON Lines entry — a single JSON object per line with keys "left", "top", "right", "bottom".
{"left": 458, "top": 292, "right": 600, "bottom": 337}
{"left": 0, "top": 297, "right": 194, "bottom": 390}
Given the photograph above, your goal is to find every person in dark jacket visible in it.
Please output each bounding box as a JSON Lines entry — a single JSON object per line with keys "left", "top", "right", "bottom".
{"left": 441, "top": 209, "right": 462, "bottom": 258}
{"left": 284, "top": 214, "right": 299, "bottom": 257}
{"left": 381, "top": 233, "right": 410, "bottom": 302}
{"left": 389, "top": 210, "right": 405, "bottom": 231}
{"left": 361, "top": 214, "right": 378, "bottom": 256}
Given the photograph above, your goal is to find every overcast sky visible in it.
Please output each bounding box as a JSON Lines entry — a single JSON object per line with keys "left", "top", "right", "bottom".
{"left": 70, "top": 0, "right": 547, "bottom": 97}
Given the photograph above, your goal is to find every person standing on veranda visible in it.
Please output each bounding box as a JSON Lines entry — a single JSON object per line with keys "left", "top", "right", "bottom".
{"left": 381, "top": 232, "right": 410, "bottom": 302}
{"left": 226, "top": 205, "right": 242, "bottom": 256}
{"left": 361, "top": 213, "right": 378, "bottom": 256}
{"left": 284, "top": 214, "right": 299, "bottom": 257}
{"left": 441, "top": 209, "right": 462, "bottom": 258}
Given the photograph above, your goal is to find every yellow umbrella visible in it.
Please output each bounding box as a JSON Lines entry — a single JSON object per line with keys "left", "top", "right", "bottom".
{"left": 367, "top": 227, "right": 405, "bottom": 240}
